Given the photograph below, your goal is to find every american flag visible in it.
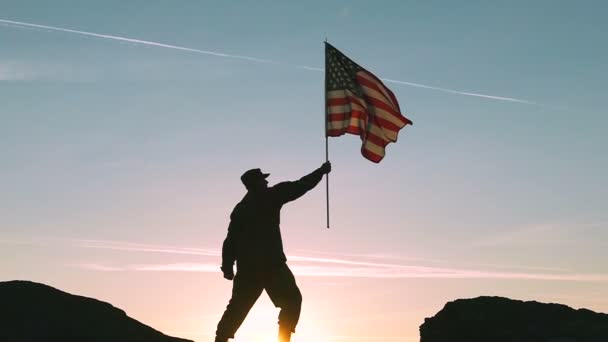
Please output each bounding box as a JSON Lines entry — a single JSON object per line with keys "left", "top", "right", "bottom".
{"left": 325, "top": 42, "right": 412, "bottom": 163}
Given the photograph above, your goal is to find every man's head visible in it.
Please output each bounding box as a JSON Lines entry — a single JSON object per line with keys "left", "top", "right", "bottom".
{"left": 241, "top": 168, "right": 270, "bottom": 191}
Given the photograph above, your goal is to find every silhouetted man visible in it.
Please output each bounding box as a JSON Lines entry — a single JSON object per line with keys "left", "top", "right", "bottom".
{"left": 215, "top": 161, "right": 332, "bottom": 342}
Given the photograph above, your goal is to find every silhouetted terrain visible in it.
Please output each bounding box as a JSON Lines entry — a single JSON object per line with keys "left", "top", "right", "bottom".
{"left": 0, "top": 280, "right": 193, "bottom": 342}
{"left": 420, "top": 296, "right": 608, "bottom": 342}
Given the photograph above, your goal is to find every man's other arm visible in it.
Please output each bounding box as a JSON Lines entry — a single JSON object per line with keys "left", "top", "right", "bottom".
{"left": 221, "top": 220, "right": 238, "bottom": 280}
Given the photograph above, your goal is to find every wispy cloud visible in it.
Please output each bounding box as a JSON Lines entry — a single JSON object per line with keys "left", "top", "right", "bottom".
{"left": 293, "top": 249, "right": 568, "bottom": 272}
{"left": 68, "top": 238, "right": 219, "bottom": 256}
{"left": 62, "top": 238, "right": 566, "bottom": 272}
{"left": 4, "top": 236, "right": 601, "bottom": 281}
{"left": 1, "top": 18, "right": 537, "bottom": 105}
{"left": 56, "top": 238, "right": 608, "bottom": 282}
{"left": 70, "top": 262, "right": 219, "bottom": 272}
{"left": 72, "top": 260, "right": 608, "bottom": 282}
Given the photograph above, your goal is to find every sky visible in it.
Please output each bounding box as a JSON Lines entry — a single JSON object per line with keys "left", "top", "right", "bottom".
{"left": 1, "top": 1, "right": 607, "bottom": 341}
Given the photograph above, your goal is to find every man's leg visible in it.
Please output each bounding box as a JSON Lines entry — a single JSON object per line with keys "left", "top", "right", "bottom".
{"left": 265, "top": 265, "right": 302, "bottom": 341}
{"left": 216, "top": 272, "right": 263, "bottom": 341}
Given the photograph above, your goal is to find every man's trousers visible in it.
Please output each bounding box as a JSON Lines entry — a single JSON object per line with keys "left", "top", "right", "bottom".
{"left": 216, "top": 264, "right": 302, "bottom": 339}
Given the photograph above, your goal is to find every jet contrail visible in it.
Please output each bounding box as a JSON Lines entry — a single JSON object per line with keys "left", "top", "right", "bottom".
{"left": 1, "top": 18, "right": 535, "bottom": 105}
{"left": 0, "top": 18, "right": 280, "bottom": 65}
{"left": 381, "top": 78, "right": 536, "bottom": 104}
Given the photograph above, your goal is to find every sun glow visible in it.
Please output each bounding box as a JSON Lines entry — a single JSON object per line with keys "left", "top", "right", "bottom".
{"left": 229, "top": 297, "right": 330, "bottom": 342}
{"left": 233, "top": 329, "right": 328, "bottom": 342}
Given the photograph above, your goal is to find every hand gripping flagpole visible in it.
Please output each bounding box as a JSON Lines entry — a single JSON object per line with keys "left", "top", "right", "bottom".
{"left": 324, "top": 39, "right": 330, "bottom": 229}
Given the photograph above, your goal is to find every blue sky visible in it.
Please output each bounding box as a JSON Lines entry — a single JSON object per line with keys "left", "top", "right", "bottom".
{"left": 1, "top": 1, "right": 608, "bottom": 341}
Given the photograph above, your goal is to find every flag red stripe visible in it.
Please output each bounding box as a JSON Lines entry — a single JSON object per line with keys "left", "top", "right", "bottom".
{"left": 361, "top": 148, "right": 383, "bottom": 163}
{"left": 362, "top": 94, "right": 401, "bottom": 119}
{"left": 358, "top": 71, "right": 401, "bottom": 112}
{"left": 327, "top": 126, "right": 363, "bottom": 137}
{"left": 347, "top": 126, "right": 363, "bottom": 135}
{"left": 365, "top": 131, "right": 389, "bottom": 147}
{"left": 329, "top": 95, "right": 406, "bottom": 132}
{"left": 330, "top": 112, "right": 400, "bottom": 134}
{"left": 328, "top": 110, "right": 366, "bottom": 122}
{"left": 368, "top": 104, "right": 411, "bottom": 127}
{"left": 356, "top": 74, "right": 397, "bottom": 108}
{"left": 328, "top": 96, "right": 405, "bottom": 136}
{"left": 327, "top": 124, "right": 365, "bottom": 135}
{"left": 329, "top": 116, "right": 393, "bottom": 147}
{"left": 328, "top": 97, "right": 351, "bottom": 106}
{"left": 372, "top": 116, "right": 402, "bottom": 132}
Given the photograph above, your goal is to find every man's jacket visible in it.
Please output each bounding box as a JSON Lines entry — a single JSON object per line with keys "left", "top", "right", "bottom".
{"left": 221, "top": 167, "right": 325, "bottom": 272}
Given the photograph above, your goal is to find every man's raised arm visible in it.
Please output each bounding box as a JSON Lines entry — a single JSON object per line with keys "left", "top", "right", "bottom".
{"left": 273, "top": 161, "right": 331, "bottom": 204}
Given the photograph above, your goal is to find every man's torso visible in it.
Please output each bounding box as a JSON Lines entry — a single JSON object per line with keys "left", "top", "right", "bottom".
{"left": 231, "top": 188, "right": 287, "bottom": 270}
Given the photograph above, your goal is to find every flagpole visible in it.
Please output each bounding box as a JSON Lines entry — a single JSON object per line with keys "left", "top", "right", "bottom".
{"left": 325, "top": 114, "right": 329, "bottom": 229}
{"left": 324, "top": 39, "right": 330, "bottom": 229}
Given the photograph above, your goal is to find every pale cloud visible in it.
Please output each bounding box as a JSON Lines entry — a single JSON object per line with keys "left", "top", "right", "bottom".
{"left": 473, "top": 223, "right": 558, "bottom": 247}
{"left": 0, "top": 60, "right": 93, "bottom": 81}
{"left": 472, "top": 222, "right": 605, "bottom": 247}
{"left": 0, "top": 61, "right": 40, "bottom": 80}
{"left": 71, "top": 263, "right": 125, "bottom": 271}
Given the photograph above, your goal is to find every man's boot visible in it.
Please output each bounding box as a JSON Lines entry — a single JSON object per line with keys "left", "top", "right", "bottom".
{"left": 214, "top": 336, "right": 228, "bottom": 342}
{"left": 278, "top": 326, "right": 292, "bottom": 342}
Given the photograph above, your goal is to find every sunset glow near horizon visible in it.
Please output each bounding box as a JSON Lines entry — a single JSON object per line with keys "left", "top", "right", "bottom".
{"left": 1, "top": 1, "right": 607, "bottom": 341}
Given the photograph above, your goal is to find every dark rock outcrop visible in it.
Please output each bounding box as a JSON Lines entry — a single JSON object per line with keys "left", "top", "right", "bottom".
{"left": 0, "top": 280, "right": 193, "bottom": 342}
{"left": 420, "top": 296, "right": 608, "bottom": 342}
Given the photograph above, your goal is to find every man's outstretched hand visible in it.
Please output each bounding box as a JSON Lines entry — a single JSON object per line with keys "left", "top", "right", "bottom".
{"left": 320, "top": 161, "right": 332, "bottom": 174}
{"left": 221, "top": 266, "right": 234, "bottom": 281}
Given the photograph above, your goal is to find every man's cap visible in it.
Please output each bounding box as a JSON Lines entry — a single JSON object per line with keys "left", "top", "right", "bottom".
{"left": 241, "top": 168, "right": 270, "bottom": 188}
